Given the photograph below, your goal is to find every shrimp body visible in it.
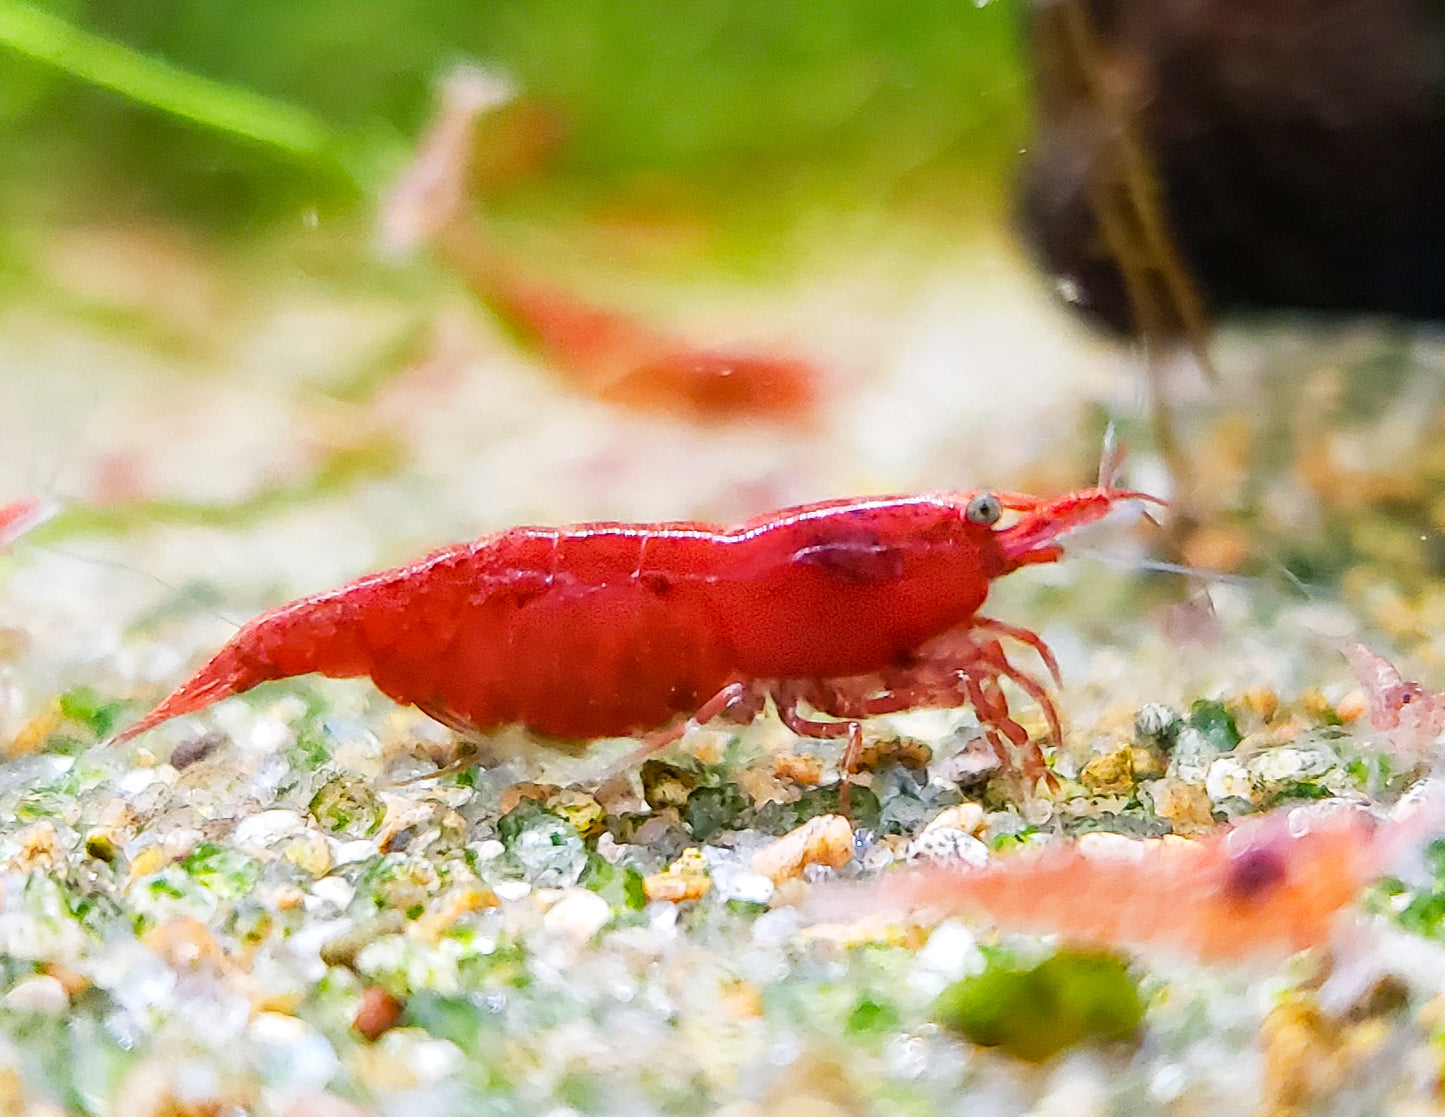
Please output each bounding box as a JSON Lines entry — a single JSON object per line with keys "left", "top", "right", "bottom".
{"left": 116, "top": 481, "right": 1155, "bottom": 777}
{"left": 869, "top": 804, "right": 1382, "bottom": 962}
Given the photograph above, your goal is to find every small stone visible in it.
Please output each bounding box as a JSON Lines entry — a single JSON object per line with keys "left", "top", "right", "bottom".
{"left": 752, "top": 815, "right": 853, "bottom": 884}
{"left": 709, "top": 861, "right": 776, "bottom": 904}
{"left": 1240, "top": 687, "right": 1280, "bottom": 725}
{"left": 1205, "top": 757, "right": 1255, "bottom": 803}
{"left": 851, "top": 733, "right": 932, "bottom": 774}
{"left": 283, "top": 833, "right": 334, "bottom": 877}
{"left": 8, "top": 820, "right": 65, "bottom": 873}
{"left": 1247, "top": 742, "right": 1337, "bottom": 791}
{"left": 1147, "top": 778, "right": 1215, "bottom": 834}
{"left": 1133, "top": 703, "right": 1181, "bottom": 748}
{"left": 720, "top": 981, "right": 765, "bottom": 1019}
{"left": 542, "top": 888, "right": 613, "bottom": 943}
{"left": 1167, "top": 727, "right": 1221, "bottom": 784}
{"left": 235, "top": 809, "right": 309, "bottom": 849}
{"left": 144, "top": 917, "right": 230, "bottom": 976}
{"left": 1077, "top": 832, "right": 1148, "bottom": 860}
{"left": 4, "top": 974, "right": 69, "bottom": 1016}
{"left": 319, "top": 912, "right": 407, "bottom": 970}
{"left": 774, "top": 753, "right": 825, "bottom": 785}
{"left": 642, "top": 847, "right": 714, "bottom": 902}
{"left": 643, "top": 872, "right": 711, "bottom": 903}
{"left": 271, "top": 885, "right": 306, "bottom": 911}
{"left": 168, "top": 732, "right": 223, "bottom": 770}
{"left": 353, "top": 986, "right": 404, "bottom": 1041}
{"left": 906, "top": 828, "right": 989, "bottom": 868}
{"left": 410, "top": 885, "right": 500, "bottom": 944}
{"left": 84, "top": 828, "right": 122, "bottom": 862}
{"left": 921, "top": 803, "right": 986, "bottom": 836}
{"left": 1335, "top": 690, "right": 1369, "bottom": 723}
{"left": 1080, "top": 748, "right": 1136, "bottom": 794}
{"left": 547, "top": 788, "right": 606, "bottom": 838}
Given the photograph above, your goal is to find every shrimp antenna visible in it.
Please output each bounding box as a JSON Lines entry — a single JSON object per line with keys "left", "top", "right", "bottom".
{"left": 1074, "top": 546, "right": 1325, "bottom": 604}
{"left": 1097, "top": 421, "right": 1123, "bottom": 488}
{"left": 36, "top": 544, "right": 245, "bottom": 631}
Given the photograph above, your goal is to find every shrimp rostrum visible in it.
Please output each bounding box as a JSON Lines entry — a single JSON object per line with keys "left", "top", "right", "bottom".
{"left": 116, "top": 477, "right": 1158, "bottom": 787}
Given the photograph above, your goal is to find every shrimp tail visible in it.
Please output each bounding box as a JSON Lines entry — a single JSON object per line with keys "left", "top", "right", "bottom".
{"left": 114, "top": 593, "right": 376, "bottom": 743}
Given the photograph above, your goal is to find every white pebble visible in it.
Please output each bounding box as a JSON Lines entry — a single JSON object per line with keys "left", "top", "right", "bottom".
{"left": 906, "top": 828, "right": 989, "bottom": 868}
{"left": 1206, "top": 756, "right": 1254, "bottom": 803}
{"left": 542, "top": 889, "right": 613, "bottom": 943}
{"left": 4, "top": 975, "right": 68, "bottom": 1016}
{"left": 234, "top": 809, "right": 308, "bottom": 849}
{"left": 307, "top": 876, "right": 355, "bottom": 912}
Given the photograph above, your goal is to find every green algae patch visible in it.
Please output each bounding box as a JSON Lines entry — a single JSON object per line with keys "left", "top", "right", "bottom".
{"left": 934, "top": 950, "right": 1144, "bottom": 1063}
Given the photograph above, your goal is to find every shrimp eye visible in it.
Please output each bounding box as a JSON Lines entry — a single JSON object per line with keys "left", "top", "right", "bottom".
{"left": 965, "top": 492, "right": 1002, "bottom": 526}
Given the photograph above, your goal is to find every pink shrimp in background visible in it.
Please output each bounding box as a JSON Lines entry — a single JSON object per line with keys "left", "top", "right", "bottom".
{"left": 0, "top": 498, "right": 56, "bottom": 550}
{"left": 1342, "top": 642, "right": 1445, "bottom": 766}
{"left": 866, "top": 803, "right": 1397, "bottom": 962}
{"left": 380, "top": 66, "right": 821, "bottom": 424}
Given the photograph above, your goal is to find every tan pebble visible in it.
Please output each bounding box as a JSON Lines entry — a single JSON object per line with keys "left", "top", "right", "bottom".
{"left": 252, "top": 988, "right": 306, "bottom": 1016}
{"left": 0, "top": 1065, "right": 25, "bottom": 1114}
{"left": 95, "top": 798, "right": 137, "bottom": 830}
{"left": 739, "top": 767, "right": 793, "bottom": 807}
{"left": 670, "top": 846, "right": 709, "bottom": 876}
{"left": 921, "top": 803, "right": 985, "bottom": 836}
{"left": 541, "top": 888, "right": 612, "bottom": 943}
{"left": 271, "top": 885, "right": 307, "bottom": 912}
{"left": 6, "top": 702, "right": 60, "bottom": 758}
{"left": 642, "top": 872, "right": 710, "bottom": 903}
{"left": 283, "top": 833, "right": 334, "bottom": 877}
{"left": 852, "top": 733, "right": 931, "bottom": 773}
{"left": 498, "top": 782, "right": 559, "bottom": 815}
{"left": 1335, "top": 690, "right": 1369, "bottom": 724}
{"left": 1259, "top": 993, "right": 1386, "bottom": 1117}
{"left": 126, "top": 844, "right": 169, "bottom": 886}
{"left": 1149, "top": 779, "right": 1215, "bottom": 834}
{"left": 410, "top": 885, "right": 500, "bottom": 944}
{"left": 43, "top": 962, "right": 89, "bottom": 997}
{"left": 144, "top": 917, "right": 230, "bottom": 976}
{"left": 774, "top": 753, "right": 824, "bottom": 785}
{"left": 8, "top": 820, "right": 64, "bottom": 874}
{"left": 353, "top": 986, "right": 404, "bottom": 1041}
{"left": 547, "top": 789, "right": 605, "bottom": 838}
{"left": 1080, "top": 749, "right": 1136, "bottom": 794}
{"left": 720, "top": 980, "right": 764, "bottom": 1020}
{"left": 1127, "top": 747, "right": 1165, "bottom": 778}
{"left": 751, "top": 815, "right": 853, "bottom": 884}
{"left": 1299, "top": 688, "right": 1336, "bottom": 721}
{"left": 1241, "top": 686, "right": 1281, "bottom": 724}
{"left": 689, "top": 732, "right": 727, "bottom": 766}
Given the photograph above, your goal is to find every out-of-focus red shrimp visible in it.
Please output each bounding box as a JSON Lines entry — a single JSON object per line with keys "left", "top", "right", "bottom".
{"left": 380, "top": 66, "right": 820, "bottom": 424}
{"left": 867, "top": 803, "right": 1386, "bottom": 962}
{"left": 114, "top": 475, "right": 1159, "bottom": 788}
{"left": 0, "top": 498, "right": 56, "bottom": 550}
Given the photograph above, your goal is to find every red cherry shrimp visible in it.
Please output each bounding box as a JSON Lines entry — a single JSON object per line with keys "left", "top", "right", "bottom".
{"left": 114, "top": 469, "right": 1159, "bottom": 793}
